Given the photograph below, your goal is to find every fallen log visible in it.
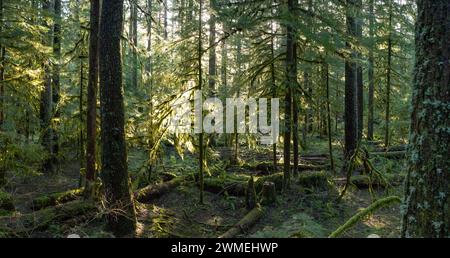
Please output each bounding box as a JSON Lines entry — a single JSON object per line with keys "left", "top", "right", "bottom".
{"left": 134, "top": 176, "right": 185, "bottom": 203}
{"left": 374, "top": 144, "right": 408, "bottom": 152}
{"left": 350, "top": 174, "right": 405, "bottom": 189}
{"left": 371, "top": 151, "right": 406, "bottom": 159}
{"left": 0, "top": 200, "right": 97, "bottom": 237}
{"left": 31, "top": 188, "right": 84, "bottom": 211}
{"left": 242, "top": 162, "right": 328, "bottom": 176}
{"left": 219, "top": 205, "right": 265, "bottom": 238}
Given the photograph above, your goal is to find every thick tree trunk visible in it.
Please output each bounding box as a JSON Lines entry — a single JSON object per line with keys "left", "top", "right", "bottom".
{"left": 367, "top": 0, "right": 375, "bottom": 141}
{"left": 0, "top": 0, "right": 4, "bottom": 131}
{"left": 344, "top": 0, "right": 358, "bottom": 159}
{"left": 356, "top": 0, "right": 363, "bottom": 142}
{"left": 99, "top": 0, "right": 137, "bottom": 237}
{"left": 401, "top": 0, "right": 450, "bottom": 238}
{"left": 40, "top": 0, "right": 55, "bottom": 175}
{"left": 52, "top": 0, "right": 62, "bottom": 173}
{"left": 283, "top": 0, "right": 297, "bottom": 189}
{"left": 384, "top": 2, "right": 392, "bottom": 148}
{"left": 85, "top": 0, "right": 100, "bottom": 198}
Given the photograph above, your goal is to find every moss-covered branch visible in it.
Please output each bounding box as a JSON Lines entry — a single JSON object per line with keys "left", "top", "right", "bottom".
{"left": 328, "top": 196, "right": 401, "bottom": 238}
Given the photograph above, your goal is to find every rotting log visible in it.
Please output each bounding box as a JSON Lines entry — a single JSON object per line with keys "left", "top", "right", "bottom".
{"left": 243, "top": 162, "right": 328, "bottom": 175}
{"left": 134, "top": 176, "right": 185, "bottom": 203}
{"left": 218, "top": 205, "right": 265, "bottom": 238}
{"left": 0, "top": 200, "right": 97, "bottom": 237}
{"left": 350, "top": 174, "right": 405, "bottom": 189}
{"left": 374, "top": 144, "right": 408, "bottom": 152}
{"left": 31, "top": 188, "right": 84, "bottom": 211}
{"left": 371, "top": 151, "right": 406, "bottom": 159}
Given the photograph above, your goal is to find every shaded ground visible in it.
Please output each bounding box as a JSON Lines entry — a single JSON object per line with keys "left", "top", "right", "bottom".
{"left": 2, "top": 139, "right": 405, "bottom": 238}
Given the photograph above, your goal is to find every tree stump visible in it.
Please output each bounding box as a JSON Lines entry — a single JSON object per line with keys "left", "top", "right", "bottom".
{"left": 246, "top": 176, "right": 257, "bottom": 210}
{"left": 260, "top": 181, "right": 276, "bottom": 205}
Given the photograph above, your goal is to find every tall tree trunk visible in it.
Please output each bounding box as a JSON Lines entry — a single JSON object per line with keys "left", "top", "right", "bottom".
{"left": 52, "top": 0, "right": 61, "bottom": 173}
{"left": 221, "top": 35, "right": 228, "bottom": 147}
{"left": 99, "top": 0, "right": 137, "bottom": 237}
{"left": 146, "top": 0, "right": 154, "bottom": 180}
{"left": 283, "top": 0, "right": 296, "bottom": 189}
{"left": 130, "top": 0, "right": 138, "bottom": 90}
{"left": 384, "top": 1, "right": 392, "bottom": 148}
{"left": 367, "top": 0, "right": 375, "bottom": 141}
{"left": 401, "top": 0, "right": 449, "bottom": 238}
{"left": 270, "top": 21, "right": 277, "bottom": 173}
{"left": 197, "top": 0, "right": 204, "bottom": 204}
{"left": 40, "top": 0, "right": 55, "bottom": 174}
{"left": 356, "top": 0, "right": 363, "bottom": 142}
{"left": 208, "top": 3, "right": 216, "bottom": 145}
{"left": 85, "top": 0, "right": 100, "bottom": 198}
{"left": 324, "top": 61, "right": 335, "bottom": 174}
{"left": 0, "top": 0, "right": 4, "bottom": 132}
{"left": 344, "top": 0, "right": 358, "bottom": 159}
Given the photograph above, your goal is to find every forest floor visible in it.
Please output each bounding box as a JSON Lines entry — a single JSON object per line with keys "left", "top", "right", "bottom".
{"left": 2, "top": 138, "right": 406, "bottom": 238}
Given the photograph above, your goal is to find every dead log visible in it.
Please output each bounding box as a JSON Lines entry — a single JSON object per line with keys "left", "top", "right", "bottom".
{"left": 374, "top": 144, "right": 408, "bottom": 152}
{"left": 0, "top": 200, "right": 97, "bottom": 237}
{"left": 218, "top": 205, "right": 265, "bottom": 238}
{"left": 31, "top": 188, "right": 84, "bottom": 211}
{"left": 245, "top": 177, "right": 257, "bottom": 210}
{"left": 371, "top": 151, "right": 406, "bottom": 159}
{"left": 134, "top": 176, "right": 185, "bottom": 203}
{"left": 350, "top": 174, "right": 405, "bottom": 189}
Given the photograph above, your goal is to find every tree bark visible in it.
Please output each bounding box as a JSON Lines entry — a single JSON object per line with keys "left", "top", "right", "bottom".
{"left": 384, "top": 1, "right": 392, "bottom": 148}
{"left": 401, "top": 0, "right": 450, "bottom": 238}
{"left": 367, "top": 0, "right": 375, "bottom": 141}
{"left": 344, "top": 0, "right": 358, "bottom": 159}
{"left": 99, "top": 0, "right": 137, "bottom": 237}
{"left": 85, "top": 0, "right": 100, "bottom": 198}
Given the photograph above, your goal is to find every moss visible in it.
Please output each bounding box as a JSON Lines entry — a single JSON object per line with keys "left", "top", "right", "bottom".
{"left": 297, "top": 171, "right": 330, "bottom": 190}
{"left": 31, "top": 188, "right": 84, "bottom": 210}
{"left": 0, "top": 190, "right": 14, "bottom": 211}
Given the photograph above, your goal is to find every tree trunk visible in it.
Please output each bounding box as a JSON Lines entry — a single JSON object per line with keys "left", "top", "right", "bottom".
{"left": 384, "top": 2, "right": 392, "bottom": 148}
{"left": 0, "top": 0, "right": 4, "bottom": 131}
{"left": 52, "top": 0, "right": 62, "bottom": 173}
{"left": 130, "top": 0, "right": 138, "bottom": 90}
{"left": 99, "top": 0, "right": 137, "bottom": 237}
{"left": 208, "top": 4, "right": 216, "bottom": 145}
{"left": 270, "top": 24, "right": 277, "bottom": 173}
{"left": 324, "top": 62, "right": 335, "bottom": 174}
{"left": 40, "top": 0, "right": 55, "bottom": 175}
{"left": 356, "top": 0, "right": 363, "bottom": 142}
{"left": 197, "top": 0, "right": 204, "bottom": 204}
{"left": 85, "top": 0, "right": 100, "bottom": 198}
{"left": 367, "top": 0, "right": 375, "bottom": 141}
{"left": 344, "top": 0, "right": 358, "bottom": 159}
{"left": 283, "top": 0, "right": 297, "bottom": 189}
{"left": 401, "top": 0, "right": 450, "bottom": 238}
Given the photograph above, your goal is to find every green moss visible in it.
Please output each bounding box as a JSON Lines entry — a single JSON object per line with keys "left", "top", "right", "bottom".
{"left": 32, "top": 188, "right": 84, "bottom": 210}
{"left": 0, "top": 190, "right": 14, "bottom": 211}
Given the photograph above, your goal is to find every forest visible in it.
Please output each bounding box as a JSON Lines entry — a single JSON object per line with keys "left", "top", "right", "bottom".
{"left": 0, "top": 0, "right": 448, "bottom": 239}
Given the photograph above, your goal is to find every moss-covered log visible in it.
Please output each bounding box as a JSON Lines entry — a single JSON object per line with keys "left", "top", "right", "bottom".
{"left": 0, "top": 190, "right": 14, "bottom": 212}
{"left": 0, "top": 200, "right": 97, "bottom": 237}
{"left": 219, "top": 205, "right": 265, "bottom": 238}
{"left": 31, "top": 188, "right": 84, "bottom": 211}
{"left": 134, "top": 177, "right": 185, "bottom": 203}
{"left": 329, "top": 196, "right": 401, "bottom": 238}
{"left": 242, "top": 162, "right": 328, "bottom": 175}
{"left": 371, "top": 151, "right": 406, "bottom": 159}
{"left": 350, "top": 173, "right": 404, "bottom": 188}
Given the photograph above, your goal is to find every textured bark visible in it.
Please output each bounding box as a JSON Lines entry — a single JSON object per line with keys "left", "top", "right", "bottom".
{"left": 283, "top": 0, "right": 297, "bottom": 189}
{"left": 344, "top": 0, "right": 358, "bottom": 159}
{"left": 99, "top": 0, "right": 137, "bottom": 237}
{"left": 85, "top": 0, "right": 100, "bottom": 197}
{"left": 0, "top": 0, "right": 4, "bottom": 131}
{"left": 130, "top": 0, "right": 138, "bottom": 89}
{"left": 385, "top": 2, "right": 392, "bottom": 148}
{"left": 355, "top": 0, "right": 363, "bottom": 142}
{"left": 52, "top": 0, "right": 61, "bottom": 172}
{"left": 367, "top": 0, "right": 375, "bottom": 141}
{"left": 401, "top": 0, "right": 450, "bottom": 238}
{"left": 197, "top": 0, "right": 204, "bottom": 204}
{"left": 40, "top": 0, "right": 55, "bottom": 175}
